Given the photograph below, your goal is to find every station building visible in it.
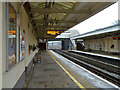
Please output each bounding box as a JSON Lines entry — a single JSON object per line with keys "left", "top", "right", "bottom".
{"left": 0, "top": 1, "right": 118, "bottom": 89}
{"left": 72, "top": 24, "right": 120, "bottom": 55}
{"left": 1, "top": 2, "right": 38, "bottom": 88}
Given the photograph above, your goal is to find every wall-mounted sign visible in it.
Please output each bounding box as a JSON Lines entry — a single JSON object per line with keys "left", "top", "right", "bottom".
{"left": 46, "top": 30, "right": 61, "bottom": 36}
{"left": 7, "top": 3, "right": 17, "bottom": 69}
{"left": 113, "top": 37, "right": 120, "bottom": 40}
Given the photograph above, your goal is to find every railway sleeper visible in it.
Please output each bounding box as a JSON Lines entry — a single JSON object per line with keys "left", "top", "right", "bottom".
{"left": 70, "top": 51, "right": 120, "bottom": 66}
{"left": 53, "top": 50, "right": 120, "bottom": 86}
{"left": 60, "top": 51, "right": 120, "bottom": 75}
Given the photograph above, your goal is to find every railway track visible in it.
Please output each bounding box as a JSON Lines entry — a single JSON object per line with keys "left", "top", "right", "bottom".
{"left": 53, "top": 49, "right": 120, "bottom": 87}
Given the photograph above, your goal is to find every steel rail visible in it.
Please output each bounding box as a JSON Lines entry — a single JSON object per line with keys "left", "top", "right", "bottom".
{"left": 53, "top": 49, "right": 120, "bottom": 87}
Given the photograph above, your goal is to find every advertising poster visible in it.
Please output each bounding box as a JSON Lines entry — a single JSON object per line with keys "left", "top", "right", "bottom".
{"left": 8, "top": 3, "right": 17, "bottom": 68}
{"left": 19, "top": 26, "right": 25, "bottom": 61}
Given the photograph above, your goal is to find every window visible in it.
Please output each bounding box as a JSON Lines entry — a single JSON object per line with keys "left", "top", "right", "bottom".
{"left": 88, "top": 44, "right": 90, "bottom": 48}
{"left": 111, "top": 44, "right": 114, "bottom": 49}
{"left": 97, "top": 44, "right": 99, "bottom": 49}
{"left": 86, "top": 43, "right": 87, "bottom": 48}
{"left": 103, "top": 42, "right": 105, "bottom": 48}
{"left": 94, "top": 44, "right": 96, "bottom": 48}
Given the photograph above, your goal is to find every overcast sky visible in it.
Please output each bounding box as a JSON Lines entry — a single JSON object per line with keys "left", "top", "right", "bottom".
{"left": 70, "top": 2, "right": 118, "bottom": 34}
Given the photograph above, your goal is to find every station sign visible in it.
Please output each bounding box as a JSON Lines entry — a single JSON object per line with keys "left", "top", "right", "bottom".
{"left": 46, "top": 30, "right": 61, "bottom": 36}
{"left": 113, "top": 37, "right": 120, "bottom": 40}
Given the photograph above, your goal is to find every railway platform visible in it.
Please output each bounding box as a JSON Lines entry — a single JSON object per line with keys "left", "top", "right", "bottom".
{"left": 70, "top": 50, "right": 120, "bottom": 60}
{"left": 27, "top": 50, "right": 79, "bottom": 88}
{"left": 1, "top": 1, "right": 120, "bottom": 89}
{"left": 24, "top": 50, "right": 119, "bottom": 89}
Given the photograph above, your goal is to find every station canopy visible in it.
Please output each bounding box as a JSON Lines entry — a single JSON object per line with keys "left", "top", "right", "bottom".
{"left": 23, "top": 1, "right": 116, "bottom": 39}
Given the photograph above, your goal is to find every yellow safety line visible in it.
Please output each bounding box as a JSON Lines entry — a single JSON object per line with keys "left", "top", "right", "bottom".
{"left": 47, "top": 50, "right": 85, "bottom": 90}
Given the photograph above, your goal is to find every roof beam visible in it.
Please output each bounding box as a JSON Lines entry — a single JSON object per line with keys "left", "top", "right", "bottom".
{"left": 34, "top": 19, "right": 77, "bottom": 24}
{"left": 37, "top": 26, "right": 69, "bottom": 29}
{"left": 30, "top": 8, "right": 91, "bottom": 14}
{"left": 35, "top": 23, "right": 72, "bottom": 28}
{"left": 55, "top": 3, "right": 70, "bottom": 9}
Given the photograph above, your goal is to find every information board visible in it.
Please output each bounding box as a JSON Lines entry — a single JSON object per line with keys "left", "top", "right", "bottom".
{"left": 8, "top": 3, "right": 17, "bottom": 68}
{"left": 19, "top": 26, "right": 25, "bottom": 61}
{"left": 46, "top": 30, "right": 61, "bottom": 36}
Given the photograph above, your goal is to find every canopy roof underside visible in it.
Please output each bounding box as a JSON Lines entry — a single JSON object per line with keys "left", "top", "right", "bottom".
{"left": 26, "top": 2, "right": 115, "bottom": 39}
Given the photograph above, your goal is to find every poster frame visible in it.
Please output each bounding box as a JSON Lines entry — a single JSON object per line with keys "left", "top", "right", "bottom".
{"left": 19, "top": 26, "right": 25, "bottom": 62}
{"left": 6, "top": 2, "right": 17, "bottom": 71}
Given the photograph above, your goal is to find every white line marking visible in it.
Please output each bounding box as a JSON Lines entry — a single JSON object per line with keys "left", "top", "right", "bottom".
{"left": 50, "top": 50, "right": 120, "bottom": 89}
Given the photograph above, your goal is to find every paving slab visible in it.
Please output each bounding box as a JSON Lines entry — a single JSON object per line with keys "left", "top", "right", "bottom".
{"left": 28, "top": 50, "right": 79, "bottom": 88}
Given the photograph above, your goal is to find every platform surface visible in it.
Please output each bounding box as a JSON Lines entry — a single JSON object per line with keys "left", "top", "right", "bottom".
{"left": 28, "top": 50, "right": 79, "bottom": 88}
{"left": 27, "top": 50, "right": 119, "bottom": 89}
{"left": 71, "top": 50, "right": 120, "bottom": 60}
